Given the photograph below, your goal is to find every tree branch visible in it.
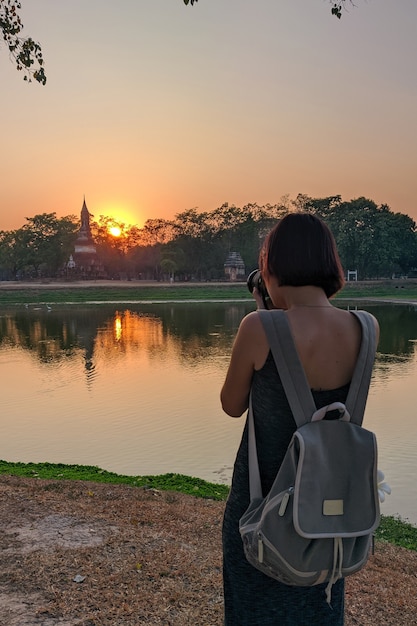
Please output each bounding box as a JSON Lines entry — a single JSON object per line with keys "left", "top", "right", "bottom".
{"left": 0, "top": 0, "right": 46, "bottom": 84}
{"left": 182, "top": 1, "right": 355, "bottom": 19}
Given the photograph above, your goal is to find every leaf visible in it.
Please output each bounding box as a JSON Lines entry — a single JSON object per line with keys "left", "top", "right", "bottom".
{"left": 332, "top": 3, "right": 342, "bottom": 19}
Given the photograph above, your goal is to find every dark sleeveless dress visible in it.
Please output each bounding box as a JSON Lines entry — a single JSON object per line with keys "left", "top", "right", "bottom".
{"left": 222, "top": 352, "right": 348, "bottom": 625}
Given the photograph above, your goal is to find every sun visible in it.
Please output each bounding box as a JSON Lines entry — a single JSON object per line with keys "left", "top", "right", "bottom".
{"left": 98, "top": 201, "right": 144, "bottom": 230}
{"left": 109, "top": 226, "right": 122, "bottom": 237}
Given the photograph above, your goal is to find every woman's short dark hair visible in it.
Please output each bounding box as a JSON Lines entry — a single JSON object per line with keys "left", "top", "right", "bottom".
{"left": 260, "top": 213, "right": 345, "bottom": 298}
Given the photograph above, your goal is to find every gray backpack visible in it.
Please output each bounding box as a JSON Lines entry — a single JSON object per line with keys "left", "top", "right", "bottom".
{"left": 239, "top": 309, "right": 379, "bottom": 602}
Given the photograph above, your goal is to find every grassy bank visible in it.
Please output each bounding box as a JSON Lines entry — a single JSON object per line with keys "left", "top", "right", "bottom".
{"left": 0, "top": 460, "right": 416, "bottom": 550}
{"left": 0, "top": 279, "right": 417, "bottom": 305}
{"left": 0, "top": 460, "right": 230, "bottom": 500}
{"left": 0, "top": 282, "right": 249, "bottom": 305}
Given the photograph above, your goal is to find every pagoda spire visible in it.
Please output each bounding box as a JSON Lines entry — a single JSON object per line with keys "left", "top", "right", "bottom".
{"left": 70, "top": 198, "right": 104, "bottom": 278}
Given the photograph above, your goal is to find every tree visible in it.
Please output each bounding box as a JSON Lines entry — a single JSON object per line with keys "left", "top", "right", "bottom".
{"left": 169, "top": 211, "right": 207, "bottom": 279}
{"left": 320, "top": 198, "right": 417, "bottom": 279}
{"left": 292, "top": 194, "right": 342, "bottom": 219}
{"left": 383, "top": 210, "right": 417, "bottom": 276}
{"left": 0, "top": 0, "right": 46, "bottom": 84}
{"left": 139, "top": 218, "right": 175, "bottom": 246}
{"left": 0, "top": 228, "right": 28, "bottom": 278}
{"left": 90, "top": 216, "right": 156, "bottom": 278}
{"left": 10, "top": 213, "right": 78, "bottom": 278}
{"left": 16, "top": 213, "right": 78, "bottom": 276}
{"left": 183, "top": 1, "right": 355, "bottom": 20}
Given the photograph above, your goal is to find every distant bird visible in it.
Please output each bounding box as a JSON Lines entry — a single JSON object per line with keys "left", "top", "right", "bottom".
{"left": 46, "top": 304, "right": 52, "bottom": 312}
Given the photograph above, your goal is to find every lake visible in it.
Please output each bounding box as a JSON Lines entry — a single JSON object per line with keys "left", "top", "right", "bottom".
{"left": 0, "top": 300, "right": 416, "bottom": 525}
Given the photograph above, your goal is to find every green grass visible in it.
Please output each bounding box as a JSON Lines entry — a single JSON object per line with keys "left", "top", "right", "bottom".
{"left": 375, "top": 514, "right": 417, "bottom": 551}
{"left": 0, "top": 283, "right": 250, "bottom": 305}
{"left": 0, "top": 460, "right": 415, "bottom": 550}
{"left": 0, "top": 460, "right": 229, "bottom": 501}
{"left": 0, "top": 280, "right": 417, "bottom": 305}
{"left": 339, "top": 280, "right": 417, "bottom": 300}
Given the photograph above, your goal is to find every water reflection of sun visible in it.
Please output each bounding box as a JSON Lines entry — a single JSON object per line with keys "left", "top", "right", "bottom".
{"left": 96, "top": 311, "right": 167, "bottom": 358}
{"left": 114, "top": 315, "right": 122, "bottom": 341}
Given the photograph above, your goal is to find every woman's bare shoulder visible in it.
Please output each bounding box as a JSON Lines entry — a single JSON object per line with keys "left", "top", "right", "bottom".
{"left": 241, "top": 309, "right": 259, "bottom": 323}
{"left": 236, "top": 310, "right": 265, "bottom": 336}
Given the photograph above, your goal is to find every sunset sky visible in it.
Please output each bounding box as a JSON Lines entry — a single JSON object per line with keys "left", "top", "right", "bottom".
{"left": 1, "top": 0, "right": 416, "bottom": 231}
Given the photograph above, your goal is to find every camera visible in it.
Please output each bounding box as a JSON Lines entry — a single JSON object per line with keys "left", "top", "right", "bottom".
{"left": 247, "top": 269, "right": 271, "bottom": 308}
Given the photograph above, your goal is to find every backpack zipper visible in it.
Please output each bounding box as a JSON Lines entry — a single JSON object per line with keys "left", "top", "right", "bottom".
{"left": 258, "top": 535, "right": 264, "bottom": 562}
{"left": 278, "top": 486, "right": 294, "bottom": 516}
{"left": 257, "top": 486, "right": 294, "bottom": 562}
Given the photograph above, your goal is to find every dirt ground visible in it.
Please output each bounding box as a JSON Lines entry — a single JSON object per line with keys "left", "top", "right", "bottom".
{"left": 0, "top": 474, "right": 416, "bottom": 626}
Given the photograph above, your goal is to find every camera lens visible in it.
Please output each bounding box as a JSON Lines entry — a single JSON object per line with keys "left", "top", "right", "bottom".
{"left": 246, "top": 269, "right": 271, "bottom": 309}
{"left": 247, "top": 269, "right": 261, "bottom": 294}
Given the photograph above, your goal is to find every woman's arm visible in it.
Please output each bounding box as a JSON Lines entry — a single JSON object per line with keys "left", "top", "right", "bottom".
{"left": 220, "top": 313, "right": 265, "bottom": 417}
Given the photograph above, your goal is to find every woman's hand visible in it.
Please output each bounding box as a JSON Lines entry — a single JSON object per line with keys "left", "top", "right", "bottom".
{"left": 253, "top": 287, "right": 267, "bottom": 310}
{"left": 253, "top": 287, "right": 276, "bottom": 310}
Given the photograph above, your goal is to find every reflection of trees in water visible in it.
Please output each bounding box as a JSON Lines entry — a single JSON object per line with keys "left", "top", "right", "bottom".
{"left": 0, "top": 303, "right": 254, "bottom": 372}
{"left": 0, "top": 307, "right": 107, "bottom": 372}
{"left": 93, "top": 303, "right": 254, "bottom": 367}
{"left": 150, "top": 302, "right": 253, "bottom": 366}
{"left": 364, "top": 304, "right": 417, "bottom": 382}
{"left": 0, "top": 308, "right": 79, "bottom": 362}
{"left": 342, "top": 303, "right": 417, "bottom": 383}
{"left": 372, "top": 353, "right": 416, "bottom": 387}
{"left": 372, "top": 304, "right": 417, "bottom": 358}
{"left": 0, "top": 302, "right": 415, "bottom": 373}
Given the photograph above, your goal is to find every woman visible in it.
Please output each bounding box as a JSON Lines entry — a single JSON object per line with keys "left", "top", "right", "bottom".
{"left": 221, "top": 213, "right": 379, "bottom": 625}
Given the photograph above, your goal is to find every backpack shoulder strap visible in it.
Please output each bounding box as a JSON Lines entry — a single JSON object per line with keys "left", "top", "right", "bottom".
{"left": 257, "top": 308, "right": 377, "bottom": 427}
{"left": 247, "top": 308, "right": 377, "bottom": 500}
{"left": 257, "top": 309, "right": 316, "bottom": 428}
{"left": 345, "top": 310, "right": 377, "bottom": 425}
{"left": 247, "top": 391, "right": 262, "bottom": 500}
{"left": 247, "top": 309, "right": 314, "bottom": 500}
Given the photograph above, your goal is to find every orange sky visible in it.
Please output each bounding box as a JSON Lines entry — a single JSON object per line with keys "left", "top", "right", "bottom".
{"left": 1, "top": 0, "right": 416, "bottom": 231}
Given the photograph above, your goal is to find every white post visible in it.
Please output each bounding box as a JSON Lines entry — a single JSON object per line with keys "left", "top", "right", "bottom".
{"left": 347, "top": 270, "right": 357, "bottom": 281}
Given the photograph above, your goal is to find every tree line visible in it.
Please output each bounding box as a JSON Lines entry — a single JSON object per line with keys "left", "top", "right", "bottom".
{"left": 0, "top": 195, "right": 416, "bottom": 282}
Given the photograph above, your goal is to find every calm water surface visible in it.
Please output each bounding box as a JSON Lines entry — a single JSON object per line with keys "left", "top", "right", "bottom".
{"left": 0, "top": 301, "right": 416, "bottom": 525}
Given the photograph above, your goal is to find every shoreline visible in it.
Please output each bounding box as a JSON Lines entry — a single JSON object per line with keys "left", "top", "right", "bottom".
{"left": 0, "top": 279, "right": 416, "bottom": 306}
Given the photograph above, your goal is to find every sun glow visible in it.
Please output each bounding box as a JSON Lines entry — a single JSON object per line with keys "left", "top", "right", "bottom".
{"left": 97, "top": 200, "right": 144, "bottom": 230}
{"left": 109, "top": 226, "right": 122, "bottom": 237}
